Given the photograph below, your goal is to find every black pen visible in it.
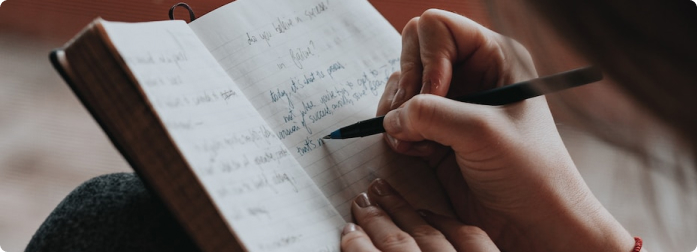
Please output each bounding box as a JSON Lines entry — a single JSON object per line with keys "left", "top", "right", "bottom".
{"left": 322, "top": 66, "right": 602, "bottom": 140}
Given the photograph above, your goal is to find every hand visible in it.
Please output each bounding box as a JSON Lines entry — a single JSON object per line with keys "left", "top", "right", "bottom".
{"left": 341, "top": 179, "right": 499, "bottom": 252}
{"left": 377, "top": 9, "right": 635, "bottom": 251}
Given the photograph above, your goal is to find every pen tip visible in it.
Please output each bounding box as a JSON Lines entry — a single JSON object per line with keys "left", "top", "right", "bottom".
{"left": 322, "top": 135, "right": 332, "bottom": 140}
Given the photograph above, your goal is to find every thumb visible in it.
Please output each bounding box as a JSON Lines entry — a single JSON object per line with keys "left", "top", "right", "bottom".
{"left": 383, "top": 94, "right": 514, "bottom": 154}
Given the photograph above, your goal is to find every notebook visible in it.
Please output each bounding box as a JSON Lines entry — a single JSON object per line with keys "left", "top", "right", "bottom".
{"left": 51, "top": 0, "right": 450, "bottom": 251}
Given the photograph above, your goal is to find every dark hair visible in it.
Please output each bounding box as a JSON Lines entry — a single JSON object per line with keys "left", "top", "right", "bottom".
{"left": 524, "top": 0, "right": 697, "bottom": 157}
{"left": 493, "top": 3, "right": 697, "bottom": 250}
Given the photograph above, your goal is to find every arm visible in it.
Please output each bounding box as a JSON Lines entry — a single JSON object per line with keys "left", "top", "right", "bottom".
{"left": 350, "top": 9, "right": 636, "bottom": 252}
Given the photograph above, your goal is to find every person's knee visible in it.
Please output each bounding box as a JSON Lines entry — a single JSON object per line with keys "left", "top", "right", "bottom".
{"left": 27, "top": 172, "right": 200, "bottom": 252}
{"left": 66, "top": 172, "right": 153, "bottom": 215}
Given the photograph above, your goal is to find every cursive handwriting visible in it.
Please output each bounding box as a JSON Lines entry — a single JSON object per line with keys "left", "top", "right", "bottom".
{"left": 290, "top": 40, "right": 317, "bottom": 69}
{"left": 194, "top": 126, "right": 275, "bottom": 155}
{"left": 258, "top": 235, "right": 303, "bottom": 251}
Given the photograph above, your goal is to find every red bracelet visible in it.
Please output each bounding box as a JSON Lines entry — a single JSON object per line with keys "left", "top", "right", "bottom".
{"left": 632, "top": 237, "right": 643, "bottom": 252}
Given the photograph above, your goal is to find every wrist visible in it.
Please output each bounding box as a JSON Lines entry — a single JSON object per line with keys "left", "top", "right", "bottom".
{"left": 519, "top": 179, "right": 635, "bottom": 252}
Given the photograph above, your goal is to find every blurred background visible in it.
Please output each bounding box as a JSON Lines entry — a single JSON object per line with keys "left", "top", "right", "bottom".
{"left": 1, "top": 0, "right": 695, "bottom": 251}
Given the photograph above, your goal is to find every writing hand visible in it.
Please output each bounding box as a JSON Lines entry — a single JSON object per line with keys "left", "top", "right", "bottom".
{"left": 377, "top": 9, "right": 635, "bottom": 251}
{"left": 341, "top": 179, "right": 499, "bottom": 252}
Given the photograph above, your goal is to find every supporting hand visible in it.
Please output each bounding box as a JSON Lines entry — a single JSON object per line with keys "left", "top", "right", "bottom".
{"left": 342, "top": 179, "right": 499, "bottom": 252}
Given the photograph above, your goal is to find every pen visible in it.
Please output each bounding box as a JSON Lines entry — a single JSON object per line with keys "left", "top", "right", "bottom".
{"left": 322, "top": 66, "right": 602, "bottom": 140}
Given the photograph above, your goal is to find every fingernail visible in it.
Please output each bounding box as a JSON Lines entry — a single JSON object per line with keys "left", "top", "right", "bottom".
{"left": 371, "top": 178, "right": 394, "bottom": 196}
{"left": 420, "top": 80, "right": 431, "bottom": 94}
{"left": 342, "top": 223, "right": 357, "bottom": 235}
{"left": 391, "top": 88, "right": 406, "bottom": 108}
{"left": 354, "top": 192, "right": 372, "bottom": 208}
{"left": 385, "top": 134, "right": 399, "bottom": 148}
{"left": 416, "top": 209, "right": 432, "bottom": 217}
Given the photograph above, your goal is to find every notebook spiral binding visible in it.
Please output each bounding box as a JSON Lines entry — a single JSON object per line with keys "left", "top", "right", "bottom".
{"left": 169, "top": 2, "right": 197, "bottom": 22}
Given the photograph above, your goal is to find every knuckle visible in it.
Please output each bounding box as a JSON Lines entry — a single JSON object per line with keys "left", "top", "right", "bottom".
{"left": 341, "top": 231, "right": 365, "bottom": 248}
{"left": 408, "top": 224, "right": 444, "bottom": 239}
{"left": 379, "top": 231, "right": 415, "bottom": 249}
{"left": 388, "top": 71, "right": 401, "bottom": 82}
{"left": 407, "top": 16, "right": 421, "bottom": 25}
{"left": 381, "top": 198, "right": 411, "bottom": 214}
{"left": 418, "top": 10, "right": 447, "bottom": 40}
{"left": 407, "top": 95, "right": 438, "bottom": 133}
{"left": 498, "top": 35, "right": 532, "bottom": 59}
{"left": 510, "top": 39, "right": 533, "bottom": 61}
{"left": 490, "top": 36, "right": 536, "bottom": 80}
{"left": 455, "top": 225, "right": 489, "bottom": 239}
{"left": 402, "top": 17, "right": 420, "bottom": 34}
{"left": 421, "top": 8, "right": 444, "bottom": 21}
{"left": 359, "top": 207, "right": 390, "bottom": 222}
{"left": 483, "top": 38, "right": 506, "bottom": 70}
{"left": 399, "top": 61, "right": 419, "bottom": 76}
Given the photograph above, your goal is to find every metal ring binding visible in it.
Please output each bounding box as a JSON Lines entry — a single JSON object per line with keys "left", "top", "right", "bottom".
{"left": 169, "top": 2, "right": 197, "bottom": 22}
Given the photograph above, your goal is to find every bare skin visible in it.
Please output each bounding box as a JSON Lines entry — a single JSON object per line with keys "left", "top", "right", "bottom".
{"left": 341, "top": 9, "right": 637, "bottom": 252}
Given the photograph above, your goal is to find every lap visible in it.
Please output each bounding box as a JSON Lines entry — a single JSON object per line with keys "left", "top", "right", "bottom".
{"left": 26, "top": 172, "right": 200, "bottom": 252}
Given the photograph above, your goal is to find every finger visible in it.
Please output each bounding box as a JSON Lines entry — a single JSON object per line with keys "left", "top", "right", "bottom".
{"left": 377, "top": 71, "right": 402, "bottom": 116}
{"left": 352, "top": 192, "right": 420, "bottom": 252}
{"left": 383, "top": 94, "right": 512, "bottom": 154}
{"left": 392, "top": 17, "right": 423, "bottom": 109}
{"left": 383, "top": 134, "right": 452, "bottom": 164}
{"left": 419, "top": 210, "right": 500, "bottom": 252}
{"left": 417, "top": 9, "right": 502, "bottom": 96}
{"left": 393, "top": 140, "right": 440, "bottom": 157}
{"left": 383, "top": 134, "right": 413, "bottom": 155}
{"left": 433, "top": 155, "right": 474, "bottom": 221}
{"left": 341, "top": 223, "right": 381, "bottom": 252}
{"left": 368, "top": 179, "right": 456, "bottom": 252}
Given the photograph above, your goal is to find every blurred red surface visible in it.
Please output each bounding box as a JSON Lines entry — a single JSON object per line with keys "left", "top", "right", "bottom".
{"left": 0, "top": 0, "right": 490, "bottom": 42}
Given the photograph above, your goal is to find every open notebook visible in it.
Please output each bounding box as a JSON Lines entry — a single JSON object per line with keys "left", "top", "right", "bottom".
{"left": 52, "top": 0, "right": 450, "bottom": 251}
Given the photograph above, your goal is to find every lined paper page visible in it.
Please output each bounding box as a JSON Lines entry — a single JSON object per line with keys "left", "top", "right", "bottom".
{"left": 190, "top": 0, "right": 451, "bottom": 219}
{"left": 101, "top": 20, "right": 344, "bottom": 252}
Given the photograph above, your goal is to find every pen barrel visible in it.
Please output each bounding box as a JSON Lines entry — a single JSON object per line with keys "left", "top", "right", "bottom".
{"left": 331, "top": 66, "right": 601, "bottom": 139}
{"left": 339, "top": 116, "right": 385, "bottom": 138}
{"left": 458, "top": 66, "right": 602, "bottom": 105}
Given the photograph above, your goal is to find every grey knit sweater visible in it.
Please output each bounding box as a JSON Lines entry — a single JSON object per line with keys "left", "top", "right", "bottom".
{"left": 26, "top": 173, "right": 200, "bottom": 252}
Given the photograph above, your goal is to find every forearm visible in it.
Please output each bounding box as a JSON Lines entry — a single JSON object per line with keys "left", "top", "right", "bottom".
{"left": 519, "top": 171, "right": 636, "bottom": 252}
